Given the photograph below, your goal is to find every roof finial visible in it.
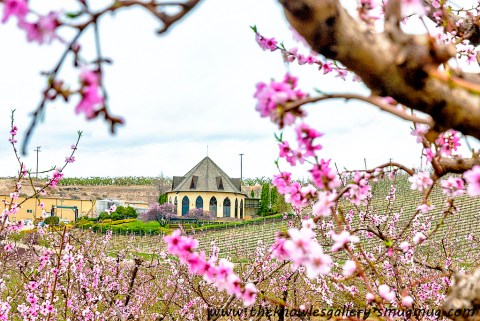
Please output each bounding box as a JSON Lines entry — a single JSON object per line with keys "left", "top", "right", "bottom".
{"left": 207, "top": 145, "right": 208, "bottom": 157}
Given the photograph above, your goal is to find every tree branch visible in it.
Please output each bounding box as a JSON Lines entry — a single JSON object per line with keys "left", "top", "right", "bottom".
{"left": 285, "top": 94, "right": 434, "bottom": 126}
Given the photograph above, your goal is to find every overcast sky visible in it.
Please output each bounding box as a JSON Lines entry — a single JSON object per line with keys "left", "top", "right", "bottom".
{"left": 0, "top": 0, "right": 478, "bottom": 180}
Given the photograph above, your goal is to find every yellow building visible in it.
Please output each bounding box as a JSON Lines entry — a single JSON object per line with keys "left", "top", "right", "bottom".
{"left": 0, "top": 195, "right": 95, "bottom": 222}
{"left": 167, "top": 157, "right": 247, "bottom": 219}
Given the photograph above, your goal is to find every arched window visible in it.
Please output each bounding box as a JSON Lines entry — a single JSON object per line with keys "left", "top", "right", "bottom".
{"left": 235, "top": 199, "right": 238, "bottom": 218}
{"left": 169, "top": 197, "right": 172, "bottom": 204}
{"left": 174, "top": 196, "right": 177, "bottom": 205}
{"left": 209, "top": 197, "right": 217, "bottom": 217}
{"left": 182, "top": 196, "right": 189, "bottom": 216}
{"left": 196, "top": 196, "right": 203, "bottom": 209}
{"left": 223, "top": 198, "right": 231, "bottom": 218}
{"left": 240, "top": 199, "right": 243, "bottom": 219}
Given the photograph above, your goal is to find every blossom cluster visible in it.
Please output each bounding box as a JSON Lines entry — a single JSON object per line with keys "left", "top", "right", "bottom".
{"left": 76, "top": 69, "right": 104, "bottom": 119}
{"left": 2, "top": 0, "right": 60, "bottom": 44}
{"left": 254, "top": 73, "right": 307, "bottom": 127}
{"left": 271, "top": 219, "right": 333, "bottom": 279}
{"left": 164, "top": 230, "right": 258, "bottom": 306}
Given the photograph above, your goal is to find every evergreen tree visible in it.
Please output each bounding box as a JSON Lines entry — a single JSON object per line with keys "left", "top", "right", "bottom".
{"left": 259, "top": 183, "right": 270, "bottom": 216}
{"left": 250, "top": 189, "right": 255, "bottom": 198}
{"left": 158, "top": 193, "right": 168, "bottom": 204}
{"left": 270, "top": 186, "right": 278, "bottom": 210}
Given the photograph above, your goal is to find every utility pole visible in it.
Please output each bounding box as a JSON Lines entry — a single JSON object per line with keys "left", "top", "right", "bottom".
{"left": 34, "top": 146, "right": 41, "bottom": 179}
{"left": 239, "top": 153, "right": 244, "bottom": 185}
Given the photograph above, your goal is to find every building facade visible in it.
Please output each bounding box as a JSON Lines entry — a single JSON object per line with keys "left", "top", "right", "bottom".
{"left": 0, "top": 195, "right": 95, "bottom": 222}
{"left": 166, "top": 157, "right": 247, "bottom": 219}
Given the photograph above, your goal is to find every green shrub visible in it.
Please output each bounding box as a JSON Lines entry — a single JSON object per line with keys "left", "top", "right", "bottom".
{"left": 44, "top": 216, "right": 60, "bottom": 226}
{"left": 110, "top": 218, "right": 137, "bottom": 225}
{"left": 98, "top": 206, "right": 138, "bottom": 221}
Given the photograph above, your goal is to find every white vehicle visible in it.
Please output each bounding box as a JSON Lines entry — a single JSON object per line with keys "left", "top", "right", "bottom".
{"left": 60, "top": 218, "right": 70, "bottom": 224}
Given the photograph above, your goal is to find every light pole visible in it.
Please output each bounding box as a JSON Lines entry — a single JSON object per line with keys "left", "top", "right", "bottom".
{"left": 239, "top": 153, "right": 244, "bottom": 185}
{"left": 34, "top": 146, "right": 41, "bottom": 179}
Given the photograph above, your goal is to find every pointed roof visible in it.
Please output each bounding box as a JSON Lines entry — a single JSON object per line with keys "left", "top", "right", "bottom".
{"left": 170, "top": 157, "right": 246, "bottom": 195}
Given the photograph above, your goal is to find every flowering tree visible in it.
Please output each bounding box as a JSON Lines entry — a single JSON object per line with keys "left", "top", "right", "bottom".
{"left": 185, "top": 208, "right": 214, "bottom": 221}
{"left": 139, "top": 202, "right": 176, "bottom": 224}
{"left": 4, "top": 0, "right": 480, "bottom": 320}
{"left": 248, "top": 0, "right": 480, "bottom": 318}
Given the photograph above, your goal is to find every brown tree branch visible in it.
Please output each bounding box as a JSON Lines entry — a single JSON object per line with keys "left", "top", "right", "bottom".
{"left": 285, "top": 94, "right": 434, "bottom": 126}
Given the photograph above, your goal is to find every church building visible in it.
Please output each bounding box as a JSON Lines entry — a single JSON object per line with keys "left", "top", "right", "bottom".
{"left": 167, "top": 157, "right": 247, "bottom": 219}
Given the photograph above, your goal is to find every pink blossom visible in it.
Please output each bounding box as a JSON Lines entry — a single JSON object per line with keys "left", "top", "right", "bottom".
{"left": 21, "top": 164, "right": 27, "bottom": 177}
{"left": 366, "top": 293, "right": 375, "bottom": 301}
{"left": 242, "top": 283, "right": 257, "bottom": 306}
{"left": 441, "top": 177, "right": 465, "bottom": 197}
{"left": 65, "top": 156, "right": 75, "bottom": 163}
{"left": 310, "top": 159, "right": 341, "bottom": 190}
{"left": 76, "top": 69, "right": 104, "bottom": 119}
{"left": 272, "top": 171, "right": 292, "bottom": 195}
{"left": 285, "top": 227, "right": 315, "bottom": 257}
{"left": 424, "top": 148, "right": 435, "bottom": 162}
{"left": 278, "top": 141, "right": 303, "bottom": 166}
{"left": 49, "top": 168, "right": 64, "bottom": 188}
{"left": 302, "top": 218, "right": 316, "bottom": 230}
{"left": 402, "top": 295, "right": 414, "bottom": 307}
{"left": 164, "top": 230, "right": 198, "bottom": 258}
{"left": 330, "top": 230, "right": 359, "bottom": 252}
{"left": 216, "top": 258, "right": 234, "bottom": 281}
{"left": 416, "top": 203, "right": 434, "bottom": 213}
{"left": 254, "top": 74, "right": 307, "bottom": 127}
{"left": 410, "top": 124, "right": 429, "bottom": 143}
{"left": 408, "top": 172, "right": 433, "bottom": 192}
{"left": 312, "top": 191, "right": 336, "bottom": 217}
{"left": 413, "top": 232, "right": 426, "bottom": 245}
{"left": 18, "top": 12, "right": 60, "bottom": 44}
{"left": 305, "top": 55, "right": 318, "bottom": 64}
{"left": 297, "top": 54, "right": 307, "bottom": 65}
{"left": 303, "top": 242, "right": 332, "bottom": 278}
{"left": 255, "top": 33, "right": 277, "bottom": 51}
{"left": 436, "top": 130, "right": 461, "bottom": 157}
{"left": 270, "top": 237, "right": 289, "bottom": 261}
{"left": 335, "top": 68, "right": 348, "bottom": 80}
{"left": 4, "top": 243, "right": 14, "bottom": 252}
{"left": 285, "top": 47, "right": 298, "bottom": 62}
{"left": 322, "top": 62, "right": 333, "bottom": 74}
{"left": 399, "top": 241, "right": 410, "bottom": 252}
{"left": 378, "top": 284, "right": 395, "bottom": 301}
{"left": 345, "top": 183, "right": 371, "bottom": 205}
{"left": 464, "top": 166, "right": 480, "bottom": 196}
{"left": 342, "top": 260, "right": 356, "bottom": 277}
{"left": 295, "top": 123, "right": 323, "bottom": 157}
{"left": 9, "top": 125, "right": 17, "bottom": 136}
{"left": 1, "top": 0, "right": 28, "bottom": 23}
